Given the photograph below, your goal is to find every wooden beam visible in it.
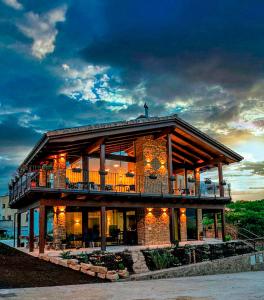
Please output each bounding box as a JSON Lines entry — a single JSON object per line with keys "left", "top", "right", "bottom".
{"left": 221, "top": 209, "right": 226, "bottom": 241}
{"left": 86, "top": 137, "right": 105, "bottom": 154}
{"left": 17, "top": 213, "right": 21, "bottom": 247}
{"left": 172, "top": 143, "right": 198, "bottom": 164}
{"left": 81, "top": 155, "right": 89, "bottom": 184}
{"left": 89, "top": 153, "right": 136, "bottom": 163}
{"left": 214, "top": 212, "right": 219, "bottom": 238}
{"left": 101, "top": 206, "right": 106, "bottom": 251}
{"left": 218, "top": 162, "right": 224, "bottom": 197}
{"left": 194, "top": 157, "right": 225, "bottom": 169}
{"left": 154, "top": 126, "right": 176, "bottom": 140}
{"left": 172, "top": 141, "right": 202, "bottom": 161}
{"left": 100, "top": 144, "right": 106, "bottom": 190}
{"left": 167, "top": 133, "right": 173, "bottom": 194}
{"left": 39, "top": 205, "right": 45, "bottom": 254}
{"left": 172, "top": 132, "right": 214, "bottom": 159}
{"left": 172, "top": 152, "right": 194, "bottom": 165}
{"left": 29, "top": 208, "right": 34, "bottom": 252}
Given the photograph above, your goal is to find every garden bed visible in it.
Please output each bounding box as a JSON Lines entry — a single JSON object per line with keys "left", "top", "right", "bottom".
{"left": 141, "top": 241, "right": 255, "bottom": 271}
{"left": 0, "top": 243, "right": 106, "bottom": 289}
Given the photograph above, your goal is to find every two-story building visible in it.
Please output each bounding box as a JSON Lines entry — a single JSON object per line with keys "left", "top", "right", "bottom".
{"left": 9, "top": 111, "right": 243, "bottom": 254}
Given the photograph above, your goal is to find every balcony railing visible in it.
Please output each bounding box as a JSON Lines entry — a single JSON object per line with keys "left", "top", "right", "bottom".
{"left": 9, "top": 169, "right": 231, "bottom": 203}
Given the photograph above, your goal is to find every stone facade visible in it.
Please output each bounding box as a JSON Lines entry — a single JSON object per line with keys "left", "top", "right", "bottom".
{"left": 135, "top": 136, "right": 168, "bottom": 194}
{"left": 53, "top": 154, "right": 66, "bottom": 189}
{"left": 137, "top": 208, "right": 170, "bottom": 245}
{"left": 53, "top": 206, "right": 66, "bottom": 248}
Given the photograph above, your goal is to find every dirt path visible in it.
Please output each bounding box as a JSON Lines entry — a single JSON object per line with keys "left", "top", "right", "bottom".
{"left": 0, "top": 243, "right": 106, "bottom": 288}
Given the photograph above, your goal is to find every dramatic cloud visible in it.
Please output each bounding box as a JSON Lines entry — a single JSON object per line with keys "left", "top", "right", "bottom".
{"left": 0, "top": 0, "right": 264, "bottom": 197}
{"left": 17, "top": 5, "right": 67, "bottom": 59}
{"left": 2, "top": 0, "right": 23, "bottom": 10}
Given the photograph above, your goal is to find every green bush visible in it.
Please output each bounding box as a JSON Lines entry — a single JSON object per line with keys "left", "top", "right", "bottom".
{"left": 144, "top": 248, "right": 180, "bottom": 270}
{"left": 59, "top": 250, "right": 73, "bottom": 259}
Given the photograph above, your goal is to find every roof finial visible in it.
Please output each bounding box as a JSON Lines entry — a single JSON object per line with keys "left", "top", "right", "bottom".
{"left": 144, "top": 102, "right": 149, "bottom": 118}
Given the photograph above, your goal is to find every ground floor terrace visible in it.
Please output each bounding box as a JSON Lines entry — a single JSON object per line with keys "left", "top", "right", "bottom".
{"left": 15, "top": 197, "right": 226, "bottom": 254}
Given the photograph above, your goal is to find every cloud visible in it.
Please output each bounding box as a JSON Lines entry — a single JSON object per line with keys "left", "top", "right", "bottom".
{"left": 2, "top": 0, "right": 23, "bottom": 10}
{"left": 17, "top": 5, "right": 67, "bottom": 59}
{"left": 238, "top": 161, "right": 264, "bottom": 176}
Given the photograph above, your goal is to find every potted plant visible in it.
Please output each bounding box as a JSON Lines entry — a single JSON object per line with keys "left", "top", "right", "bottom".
{"left": 42, "top": 164, "right": 53, "bottom": 171}
{"left": 99, "top": 170, "right": 108, "bottom": 175}
{"left": 149, "top": 173, "right": 157, "bottom": 180}
{"left": 205, "top": 178, "right": 212, "bottom": 184}
{"left": 125, "top": 171, "right": 135, "bottom": 178}
{"left": 188, "top": 177, "right": 196, "bottom": 183}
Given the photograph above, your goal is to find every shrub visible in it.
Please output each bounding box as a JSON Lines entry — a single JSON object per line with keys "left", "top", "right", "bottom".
{"left": 59, "top": 250, "right": 73, "bottom": 259}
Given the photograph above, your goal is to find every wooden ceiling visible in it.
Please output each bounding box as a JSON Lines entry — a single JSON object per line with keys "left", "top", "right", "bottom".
{"left": 22, "top": 115, "right": 243, "bottom": 169}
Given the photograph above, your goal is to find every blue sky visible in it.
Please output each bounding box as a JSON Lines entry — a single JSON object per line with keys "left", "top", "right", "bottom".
{"left": 0, "top": 0, "right": 264, "bottom": 199}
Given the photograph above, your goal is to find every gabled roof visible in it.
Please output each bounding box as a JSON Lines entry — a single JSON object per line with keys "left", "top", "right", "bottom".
{"left": 20, "top": 114, "right": 243, "bottom": 168}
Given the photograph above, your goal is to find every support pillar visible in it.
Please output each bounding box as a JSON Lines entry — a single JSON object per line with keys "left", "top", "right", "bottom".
{"left": 221, "top": 209, "right": 226, "bottom": 241}
{"left": 167, "top": 133, "right": 173, "bottom": 194}
{"left": 170, "top": 208, "right": 176, "bottom": 243}
{"left": 29, "top": 208, "right": 34, "bottom": 252}
{"left": 194, "top": 168, "right": 200, "bottom": 196}
{"left": 82, "top": 208, "right": 88, "bottom": 247}
{"left": 184, "top": 169, "right": 188, "bottom": 194}
{"left": 196, "top": 209, "right": 203, "bottom": 240}
{"left": 101, "top": 206, "right": 106, "bottom": 251}
{"left": 214, "top": 212, "right": 219, "bottom": 238}
{"left": 17, "top": 213, "right": 21, "bottom": 247}
{"left": 82, "top": 155, "right": 89, "bottom": 189}
{"left": 218, "top": 162, "right": 224, "bottom": 197}
{"left": 100, "top": 144, "right": 106, "bottom": 190}
{"left": 39, "top": 205, "right": 46, "bottom": 254}
{"left": 179, "top": 208, "right": 187, "bottom": 241}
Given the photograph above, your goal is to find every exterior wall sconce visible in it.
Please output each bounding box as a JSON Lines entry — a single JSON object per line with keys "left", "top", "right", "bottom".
{"left": 161, "top": 208, "right": 168, "bottom": 213}
{"left": 147, "top": 208, "right": 153, "bottom": 212}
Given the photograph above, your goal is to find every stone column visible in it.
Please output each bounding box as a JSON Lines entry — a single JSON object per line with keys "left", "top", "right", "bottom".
{"left": 134, "top": 136, "right": 169, "bottom": 194}
{"left": 53, "top": 154, "right": 66, "bottom": 189}
{"left": 137, "top": 208, "right": 170, "bottom": 245}
{"left": 179, "top": 208, "right": 187, "bottom": 242}
{"left": 53, "top": 206, "right": 66, "bottom": 249}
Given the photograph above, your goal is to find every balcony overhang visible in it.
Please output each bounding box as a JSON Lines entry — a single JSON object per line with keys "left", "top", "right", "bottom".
{"left": 10, "top": 187, "right": 231, "bottom": 210}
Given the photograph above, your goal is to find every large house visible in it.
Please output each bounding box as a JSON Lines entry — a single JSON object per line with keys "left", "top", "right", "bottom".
{"left": 9, "top": 109, "right": 243, "bottom": 254}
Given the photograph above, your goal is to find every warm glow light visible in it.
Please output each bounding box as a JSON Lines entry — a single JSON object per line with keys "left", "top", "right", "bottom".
{"left": 113, "top": 164, "right": 119, "bottom": 168}
{"left": 161, "top": 208, "right": 168, "bottom": 212}
{"left": 147, "top": 208, "right": 153, "bottom": 212}
{"left": 105, "top": 168, "right": 110, "bottom": 172}
{"left": 75, "top": 219, "right": 80, "bottom": 224}
{"left": 180, "top": 208, "right": 186, "bottom": 214}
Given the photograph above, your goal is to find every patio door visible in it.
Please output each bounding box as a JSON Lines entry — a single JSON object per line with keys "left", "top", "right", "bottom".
{"left": 186, "top": 208, "right": 197, "bottom": 240}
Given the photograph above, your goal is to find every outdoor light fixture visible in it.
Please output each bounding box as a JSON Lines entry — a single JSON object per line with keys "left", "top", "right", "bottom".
{"left": 147, "top": 208, "right": 153, "bottom": 212}
{"left": 161, "top": 208, "right": 168, "bottom": 212}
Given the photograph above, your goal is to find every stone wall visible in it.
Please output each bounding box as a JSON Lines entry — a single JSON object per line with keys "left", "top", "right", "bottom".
{"left": 135, "top": 136, "right": 168, "bottom": 194}
{"left": 130, "top": 251, "right": 264, "bottom": 280}
{"left": 137, "top": 208, "right": 170, "bottom": 245}
{"left": 53, "top": 154, "right": 66, "bottom": 189}
{"left": 53, "top": 206, "right": 66, "bottom": 248}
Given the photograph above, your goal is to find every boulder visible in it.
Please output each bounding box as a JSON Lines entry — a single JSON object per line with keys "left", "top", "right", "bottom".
{"left": 80, "top": 263, "right": 92, "bottom": 270}
{"left": 90, "top": 265, "right": 107, "bottom": 274}
{"left": 67, "top": 259, "right": 79, "bottom": 265}
{"left": 118, "top": 269, "right": 129, "bottom": 278}
{"left": 69, "top": 264, "right": 81, "bottom": 271}
{"left": 106, "top": 271, "right": 119, "bottom": 281}
{"left": 58, "top": 259, "right": 69, "bottom": 267}
{"left": 97, "top": 273, "right": 106, "bottom": 279}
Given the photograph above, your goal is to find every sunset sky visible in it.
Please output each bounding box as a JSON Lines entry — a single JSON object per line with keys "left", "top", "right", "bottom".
{"left": 0, "top": 0, "right": 263, "bottom": 199}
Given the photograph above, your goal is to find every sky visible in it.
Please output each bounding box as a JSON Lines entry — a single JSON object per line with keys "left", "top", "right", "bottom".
{"left": 0, "top": 0, "right": 263, "bottom": 200}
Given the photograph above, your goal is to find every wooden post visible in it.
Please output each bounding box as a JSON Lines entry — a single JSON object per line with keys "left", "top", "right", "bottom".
{"left": 218, "top": 162, "right": 224, "bottom": 197}
{"left": 101, "top": 206, "right": 106, "bottom": 251}
{"left": 221, "top": 209, "right": 225, "bottom": 241}
{"left": 29, "top": 208, "right": 34, "bottom": 252}
{"left": 82, "top": 155, "right": 89, "bottom": 188}
{"left": 214, "top": 212, "right": 219, "bottom": 238}
{"left": 100, "top": 144, "right": 106, "bottom": 190}
{"left": 167, "top": 134, "right": 173, "bottom": 194}
{"left": 17, "top": 213, "right": 21, "bottom": 247}
{"left": 184, "top": 168, "right": 188, "bottom": 194}
{"left": 39, "top": 205, "right": 46, "bottom": 254}
{"left": 170, "top": 208, "right": 176, "bottom": 243}
{"left": 82, "top": 208, "right": 88, "bottom": 247}
{"left": 194, "top": 168, "right": 200, "bottom": 196}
